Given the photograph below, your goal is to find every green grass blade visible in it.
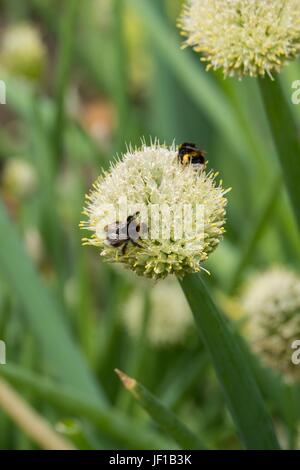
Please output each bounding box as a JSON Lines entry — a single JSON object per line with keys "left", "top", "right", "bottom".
{"left": 258, "top": 77, "right": 300, "bottom": 233}
{"left": 1, "top": 364, "right": 168, "bottom": 450}
{"left": 112, "top": 0, "right": 131, "bottom": 152}
{"left": 228, "top": 173, "right": 282, "bottom": 293}
{"left": 5, "top": 77, "right": 105, "bottom": 166}
{"left": 115, "top": 369, "right": 206, "bottom": 450}
{"left": 116, "top": 290, "right": 151, "bottom": 412}
{"left": 160, "top": 354, "right": 209, "bottom": 408}
{"left": 128, "top": 0, "right": 249, "bottom": 163}
{"left": 179, "top": 273, "right": 280, "bottom": 450}
{"left": 0, "top": 202, "right": 106, "bottom": 404}
{"left": 233, "top": 326, "right": 300, "bottom": 449}
{"left": 53, "top": 0, "right": 80, "bottom": 163}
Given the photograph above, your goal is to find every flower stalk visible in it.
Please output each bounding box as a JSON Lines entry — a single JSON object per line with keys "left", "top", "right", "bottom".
{"left": 258, "top": 77, "right": 300, "bottom": 233}
{"left": 179, "top": 272, "right": 280, "bottom": 450}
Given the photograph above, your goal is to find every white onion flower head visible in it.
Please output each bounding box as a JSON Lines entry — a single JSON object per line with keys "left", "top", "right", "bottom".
{"left": 1, "top": 23, "right": 46, "bottom": 81}
{"left": 241, "top": 266, "right": 300, "bottom": 382}
{"left": 123, "top": 280, "right": 193, "bottom": 346}
{"left": 2, "top": 158, "right": 37, "bottom": 199}
{"left": 81, "top": 141, "right": 229, "bottom": 280}
{"left": 179, "top": 0, "right": 300, "bottom": 78}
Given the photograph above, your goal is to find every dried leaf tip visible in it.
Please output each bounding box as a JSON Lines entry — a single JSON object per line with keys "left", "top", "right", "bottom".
{"left": 114, "top": 369, "right": 137, "bottom": 391}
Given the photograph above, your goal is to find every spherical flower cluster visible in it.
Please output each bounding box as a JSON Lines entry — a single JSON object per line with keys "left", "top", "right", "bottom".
{"left": 123, "top": 280, "right": 193, "bottom": 346}
{"left": 241, "top": 266, "right": 300, "bottom": 382}
{"left": 81, "top": 141, "right": 229, "bottom": 280}
{"left": 2, "top": 158, "right": 37, "bottom": 199}
{"left": 1, "top": 23, "right": 46, "bottom": 81}
{"left": 179, "top": 0, "right": 300, "bottom": 78}
{"left": 24, "top": 228, "right": 44, "bottom": 266}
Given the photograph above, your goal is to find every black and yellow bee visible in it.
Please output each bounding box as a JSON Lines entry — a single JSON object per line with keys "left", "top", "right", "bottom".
{"left": 178, "top": 142, "right": 206, "bottom": 170}
{"left": 104, "top": 212, "right": 146, "bottom": 255}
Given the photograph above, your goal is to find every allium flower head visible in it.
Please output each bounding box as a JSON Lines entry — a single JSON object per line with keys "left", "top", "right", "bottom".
{"left": 179, "top": 0, "right": 300, "bottom": 78}
{"left": 81, "top": 141, "right": 229, "bottom": 280}
{"left": 2, "top": 158, "right": 37, "bottom": 199}
{"left": 123, "top": 280, "right": 193, "bottom": 346}
{"left": 241, "top": 266, "right": 300, "bottom": 382}
{"left": 1, "top": 23, "right": 46, "bottom": 81}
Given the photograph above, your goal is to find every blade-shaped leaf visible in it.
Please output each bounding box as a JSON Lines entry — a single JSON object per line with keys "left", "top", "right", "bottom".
{"left": 259, "top": 77, "right": 300, "bottom": 233}
{"left": 179, "top": 273, "right": 280, "bottom": 450}
{"left": 0, "top": 203, "right": 106, "bottom": 405}
{"left": 115, "top": 369, "right": 206, "bottom": 450}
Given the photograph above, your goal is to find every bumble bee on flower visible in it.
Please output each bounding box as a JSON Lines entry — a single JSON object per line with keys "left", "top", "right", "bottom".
{"left": 178, "top": 142, "right": 206, "bottom": 171}
{"left": 104, "top": 211, "right": 147, "bottom": 255}
{"left": 179, "top": 0, "right": 300, "bottom": 78}
{"left": 81, "top": 140, "right": 229, "bottom": 280}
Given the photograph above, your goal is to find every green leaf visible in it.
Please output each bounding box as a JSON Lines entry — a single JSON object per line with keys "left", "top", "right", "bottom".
{"left": 0, "top": 202, "right": 106, "bottom": 405}
{"left": 159, "top": 354, "right": 209, "bottom": 409}
{"left": 115, "top": 369, "right": 206, "bottom": 450}
{"left": 1, "top": 364, "right": 168, "bottom": 450}
{"left": 52, "top": 0, "right": 80, "bottom": 163}
{"left": 258, "top": 77, "right": 300, "bottom": 233}
{"left": 228, "top": 173, "right": 282, "bottom": 293}
{"left": 179, "top": 273, "right": 280, "bottom": 450}
{"left": 127, "top": 0, "right": 250, "bottom": 164}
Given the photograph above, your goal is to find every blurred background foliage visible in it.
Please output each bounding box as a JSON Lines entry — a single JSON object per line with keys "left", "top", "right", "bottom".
{"left": 0, "top": 0, "right": 299, "bottom": 450}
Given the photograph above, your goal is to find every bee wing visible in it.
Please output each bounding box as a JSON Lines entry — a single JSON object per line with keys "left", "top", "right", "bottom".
{"left": 139, "top": 222, "right": 148, "bottom": 238}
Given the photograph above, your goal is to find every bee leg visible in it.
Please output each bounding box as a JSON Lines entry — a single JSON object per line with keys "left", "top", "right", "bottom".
{"left": 121, "top": 242, "right": 128, "bottom": 255}
{"left": 131, "top": 240, "right": 143, "bottom": 249}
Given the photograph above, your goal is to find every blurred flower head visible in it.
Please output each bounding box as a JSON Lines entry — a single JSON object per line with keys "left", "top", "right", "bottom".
{"left": 56, "top": 167, "right": 81, "bottom": 225}
{"left": 179, "top": 0, "right": 300, "bottom": 78}
{"left": 80, "top": 99, "right": 115, "bottom": 150}
{"left": 81, "top": 141, "right": 229, "bottom": 280}
{"left": 64, "top": 277, "right": 79, "bottom": 310}
{"left": 24, "top": 228, "right": 44, "bottom": 266}
{"left": 92, "top": 0, "right": 113, "bottom": 30}
{"left": 1, "top": 23, "right": 46, "bottom": 81}
{"left": 2, "top": 157, "right": 37, "bottom": 199}
{"left": 123, "top": 280, "right": 193, "bottom": 346}
{"left": 241, "top": 266, "right": 300, "bottom": 382}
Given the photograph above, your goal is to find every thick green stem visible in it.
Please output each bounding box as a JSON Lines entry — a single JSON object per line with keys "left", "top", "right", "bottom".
{"left": 179, "top": 273, "right": 280, "bottom": 450}
{"left": 258, "top": 77, "right": 300, "bottom": 233}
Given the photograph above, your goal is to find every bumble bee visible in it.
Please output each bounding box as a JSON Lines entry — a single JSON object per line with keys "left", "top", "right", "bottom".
{"left": 178, "top": 142, "right": 206, "bottom": 170}
{"left": 104, "top": 212, "right": 146, "bottom": 255}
